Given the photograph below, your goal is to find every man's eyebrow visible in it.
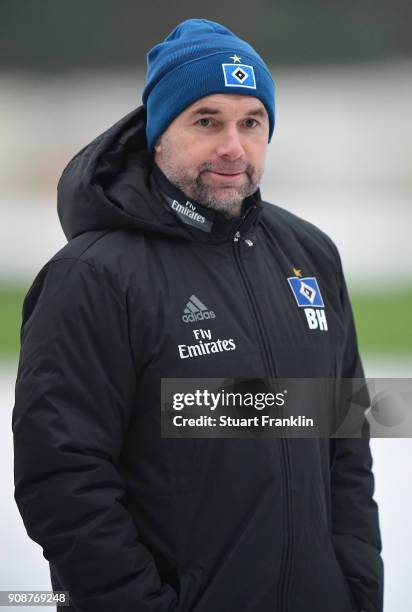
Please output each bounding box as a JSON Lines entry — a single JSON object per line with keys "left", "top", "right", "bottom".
{"left": 189, "top": 106, "right": 267, "bottom": 118}
{"left": 244, "top": 108, "right": 267, "bottom": 118}
{"left": 189, "top": 107, "right": 221, "bottom": 117}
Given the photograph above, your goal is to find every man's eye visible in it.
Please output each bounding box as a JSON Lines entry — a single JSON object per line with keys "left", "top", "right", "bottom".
{"left": 244, "top": 118, "right": 258, "bottom": 128}
{"left": 198, "top": 118, "right": 212, "bottom": 127}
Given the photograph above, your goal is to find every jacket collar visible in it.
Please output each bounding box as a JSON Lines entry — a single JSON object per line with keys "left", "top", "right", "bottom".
{"left": 150, "top": 161, "right": 265, "bottom": 244}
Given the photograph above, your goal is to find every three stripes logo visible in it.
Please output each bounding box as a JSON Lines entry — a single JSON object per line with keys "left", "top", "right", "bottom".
{"left": 182, "top": 295, "right": 216, "bottom": 324}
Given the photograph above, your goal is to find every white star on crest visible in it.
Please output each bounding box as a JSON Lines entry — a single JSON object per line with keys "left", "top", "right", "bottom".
{"left": 230, "top": 54, "right": 241, "bottom": 63}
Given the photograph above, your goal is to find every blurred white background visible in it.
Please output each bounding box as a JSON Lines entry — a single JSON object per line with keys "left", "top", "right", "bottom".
{"left": 1, "top": 63, "right": 411, "bottom": 287}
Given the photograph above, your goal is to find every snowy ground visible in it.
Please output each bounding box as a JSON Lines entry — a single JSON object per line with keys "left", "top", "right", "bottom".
{"left": 1, "top": 357, "right": 411, "bottom": 611}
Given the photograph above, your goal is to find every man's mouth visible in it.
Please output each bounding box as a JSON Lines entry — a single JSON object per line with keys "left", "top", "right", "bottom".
{"left": 212, "top": 171, "right": 244, "bottom": 176}
{"left": 204, "top": 170, "right": 245, "bottom": 180}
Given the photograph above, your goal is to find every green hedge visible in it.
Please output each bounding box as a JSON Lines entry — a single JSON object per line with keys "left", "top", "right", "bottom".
{"left": 1, "top": 285, "right": 411, "bottom": 358}
{"left": 350, "top": 290, "right": 412, "bottom": 354}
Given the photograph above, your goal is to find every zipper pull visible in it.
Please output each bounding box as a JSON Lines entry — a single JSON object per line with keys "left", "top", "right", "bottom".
{"left": 244, "top": 238, "right": 254, "bottom": 247}
{"left": 233, "top": 231, "right": 241, "bottom": 242}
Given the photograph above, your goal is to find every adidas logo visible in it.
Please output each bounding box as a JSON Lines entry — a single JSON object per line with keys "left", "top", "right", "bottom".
{"left": 182, "top": 295, "right": 216, "bottom": 323}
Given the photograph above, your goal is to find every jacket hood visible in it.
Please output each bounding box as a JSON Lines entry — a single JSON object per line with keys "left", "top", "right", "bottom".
{"left": 57, "top": 105, "right": 264, "bottom": 243}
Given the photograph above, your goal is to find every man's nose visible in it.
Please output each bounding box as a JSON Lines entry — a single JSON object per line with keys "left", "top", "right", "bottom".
{"left": 215, "top": 126, "right": 245, "bottom": 159}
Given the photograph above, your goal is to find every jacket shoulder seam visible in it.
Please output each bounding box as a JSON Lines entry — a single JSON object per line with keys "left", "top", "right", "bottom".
{"left": 53, "top": 229, "right": 113, "bottom": 266}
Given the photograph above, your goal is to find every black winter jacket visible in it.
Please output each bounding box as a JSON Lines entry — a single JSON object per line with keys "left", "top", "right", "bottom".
{"left": 13, "top": 106, "right": 383, "bottom": 612}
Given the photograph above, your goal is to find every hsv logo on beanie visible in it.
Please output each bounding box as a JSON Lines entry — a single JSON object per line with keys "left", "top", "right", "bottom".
{"left": 142, "top": 19, "right": 275, "bottom": 150}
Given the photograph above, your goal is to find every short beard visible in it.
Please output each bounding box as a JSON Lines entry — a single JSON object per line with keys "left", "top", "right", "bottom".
{"left": 156, "top": 145, "right": 262, "bottom": 218}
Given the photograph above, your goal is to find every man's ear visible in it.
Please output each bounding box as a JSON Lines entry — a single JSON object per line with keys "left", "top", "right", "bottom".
{"left": 154, "top": 138, "right": 162, "bottom": 154}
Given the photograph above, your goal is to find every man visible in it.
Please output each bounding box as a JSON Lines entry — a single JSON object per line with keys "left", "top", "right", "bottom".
{"left": 13, "top": 18, "right": 383, "bottom": 612}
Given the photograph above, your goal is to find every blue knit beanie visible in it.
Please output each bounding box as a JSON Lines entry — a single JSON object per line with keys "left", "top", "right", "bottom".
{"left": 142, "top": 19, "right": 275, "bottom": 150}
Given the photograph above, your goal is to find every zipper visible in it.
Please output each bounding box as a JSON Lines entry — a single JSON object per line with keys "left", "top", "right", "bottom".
{"left": 232, "top": 226, "right": 294, "bottom": 612}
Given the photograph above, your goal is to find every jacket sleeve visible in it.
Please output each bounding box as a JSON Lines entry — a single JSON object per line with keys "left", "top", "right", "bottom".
{"left": 12, "top": 257, "right": 179, "bottom": 612}
{"left": 329, "top": 255, "right": 384, "bottom": 612}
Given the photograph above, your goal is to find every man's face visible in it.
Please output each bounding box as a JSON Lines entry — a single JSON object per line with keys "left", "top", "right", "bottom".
{"left": 153, "top": 94, "right": 269, "bottom": 218}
